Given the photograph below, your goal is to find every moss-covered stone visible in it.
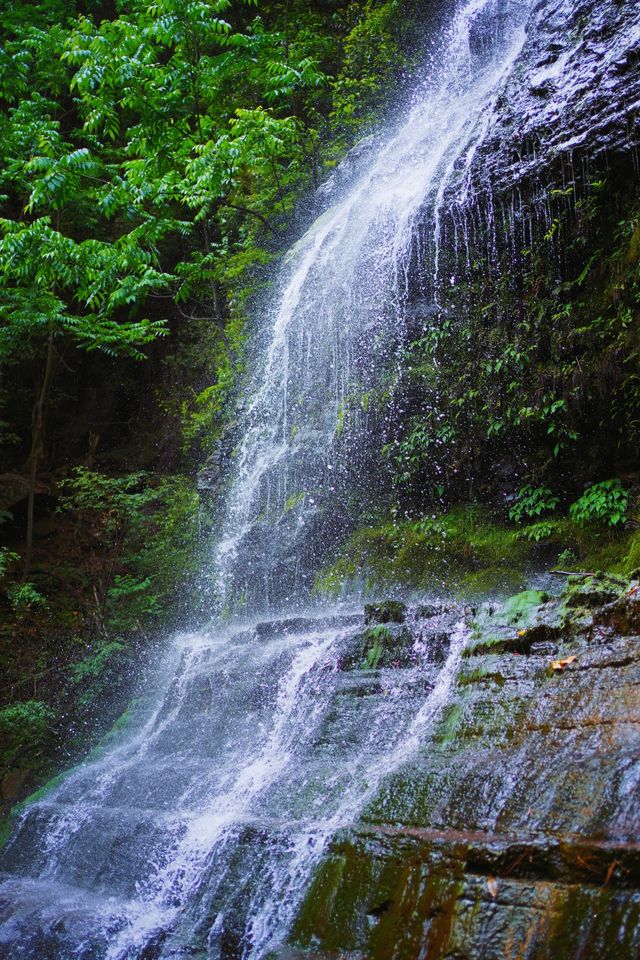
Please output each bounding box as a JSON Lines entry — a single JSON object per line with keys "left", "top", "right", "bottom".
{"left": 463, "top": 589, "right": 561, "bottom": 657}
{"left": 563, "top": 573, "right": 626, "bottom": 609}
{"left": 339, "top": 622, "right": 417, "bottom": 671}
{"left": 364, "top": 601, "right": 407, "bottom": 624}
{"left": 289, "top": 826, "right": 640, "bottom": 959}
{"left": 287, "top": 577, "right": 640, "bottom": 959}
{"left": 314, "top": 506, "right": 534, "bottom": 598}
{"left": 314, "top": 506, "right": 640, "bottom": 604}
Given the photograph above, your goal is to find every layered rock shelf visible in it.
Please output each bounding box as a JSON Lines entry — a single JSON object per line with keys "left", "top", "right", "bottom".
{"left": 285, "top": 577, "right": 640, "bottom": 959}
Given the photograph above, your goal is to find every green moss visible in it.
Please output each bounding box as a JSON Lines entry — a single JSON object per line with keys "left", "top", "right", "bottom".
{"left": 0, "top": 813, "right": 15, "bottom": 852}
{"left": 84, "top": 698, "right": 144, "bottom": 762}
{"left": 433, "top": 703, "right": 463, "bottom": 744}
{"left": 314, "top": 502, "right": 640, "bottom": 603}
{"left": 546, "top": 522, "right": 634, "bottom": 576}
{"left": 313, "top": 554, "right": 360, "bottom": 597}
{"left": 542, "top": 884, "right": 640, "bottom": 959}
{"left": 0, "top": 704, "right": 135, "bottom": 859}
{"left": 284, "top": 492, "right": 305, "bottom": 513}
{"left": 315, "top": 505, "right": 534, "bottom": 597}
{"left": 502, "top": 589, "right": 551, "bottom": 625}
{"left": 458, "top": 566, "right": 526, "bottom": 595}
{"left": 464, "top": 588, "right": 562, "bottom": 659}
{"left": 462, "top": 634, "right": 527, "bottom": 657}
{"left": 621, "top": 531, "right": 640, "bottom": 576}
{"left": 19, "top": 768, "right": 71, "bottom": 808}
{"left": 291, "top": 832, "right": 466, "bottom": 960}
{"left": 291, "top": 850, "right": 352, "bottom": 947}
{"left": 561, "top": 572, "right": 627, "bottom": 611}
{"left": 457, "top": 666, "right": 506, "bottom": 688}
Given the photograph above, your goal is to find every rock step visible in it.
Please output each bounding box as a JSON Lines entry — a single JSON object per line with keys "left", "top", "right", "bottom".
{"left": 358, "top": 823, "right": 640, "bottom": 889}
{"left": 254, "top": 613, "right": 363, "bottom": 640}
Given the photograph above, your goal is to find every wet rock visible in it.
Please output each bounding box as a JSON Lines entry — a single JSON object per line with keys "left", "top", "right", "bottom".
{"left": 364, "top": 601, "right": 407, "bottom": 625}
{"left": 292, "top": 827, "right": 640, "bottom": 960}
{"left": 339, "top": 623, "right": 417, "bottom": 671}
{"left": 563, "top": 573, "right": 626, "bottom": 610}
{"left": 464, "top": 589, "right": 561, "bottom": 657}
{"left": 457, "top": 0, "right": 640, "bottom": 196}
{"left": 414, "top": 602, "right": 450, "bottom": 620}
{"left": 255, "top": 614, "right": 362, "bottom": 640}
{"left": 314, "top": 135, "right": 381, "bottom": 209}
{"left": 593, "top": 594, "right": 640, "bottom": 636}
{"left": 1, "top": 770, "right": 34, "bottom": 805}
{"left": 265, "top": 951, "right": 343, "bottom": 960}
{"left": 289, "top": 576, "right": 640, "bottom": 959}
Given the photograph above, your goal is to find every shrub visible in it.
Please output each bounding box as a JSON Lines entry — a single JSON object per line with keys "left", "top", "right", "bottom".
{"left": 519, "top": 521, "right": 554, "bottom": 542}
{"left": 60, "top": 468, "right": 199, "bottom": 628}
{"left": 569, "top": 479, "right": 628, "bottom": 527}
{"left": 0, "top": 700, "right": 55, "bottom": 768}
{"left": 509, "top": 486, "right": 559, "bottom": 524}
{"left": 6, "top": 582, "right": 47, "bottom": 616}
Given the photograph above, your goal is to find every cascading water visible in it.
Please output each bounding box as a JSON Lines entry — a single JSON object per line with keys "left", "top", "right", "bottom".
{"left": 0, "top": 1, "right": 533, "bottom": 957}
{"left": 212, "top": 0, "right": 531, "bottom": 614}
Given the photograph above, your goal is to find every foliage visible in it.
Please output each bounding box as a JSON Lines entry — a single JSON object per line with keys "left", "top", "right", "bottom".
{"left": 557, "top": 548, "right": 578, "bottom": 568}
{"left": 331, "top": 0, "right": 406, "bottom": 137}
{"left": 518, "top": 521, "right": 555, "bottom": 543}
{"left": 387, "top": 183, "right": 640, "bottom": 511}
{"left": 0, "top": 700, "right": 55, "bottom": 768}
{"left": 361, "top": 624, "right": 393, "bottom": 669}
{"left": 6, "top": 582, "right": 47, "bottom": 616}
{"left": 0, "top": 0, "right": 424, "bottom": 480}
{"left": 68, "top": 640, "right": 126, "bottom": 683}
{"left": 569, "top": 479, "right": 629, "bottom": 528}
{"left": 508, "top": 486, "right": 559, "bottom": 524}
{"left": 60, "top": 467, "right": 200, "bottom": 628}
{"left": 0, "top": 549, "right": 18, "bottom": 580}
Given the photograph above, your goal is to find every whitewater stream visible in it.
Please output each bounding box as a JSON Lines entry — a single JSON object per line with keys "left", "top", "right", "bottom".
{"left": 0, "top": 1, "right": 534, "bottom": 956}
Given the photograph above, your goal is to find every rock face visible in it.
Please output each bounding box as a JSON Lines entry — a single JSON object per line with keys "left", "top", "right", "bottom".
{"left": 313, "top": 136, "right": 381, "bottom": 211}
{"left": 286, "top": 576, "right": 640, "bottom": 959}
{"left": 455, "top": 0, "right": 640, "bottom": 200}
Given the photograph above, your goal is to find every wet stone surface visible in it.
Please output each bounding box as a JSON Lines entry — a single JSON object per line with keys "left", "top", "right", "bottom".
{"left": 0, "top": 601, "right": 467, "bottom": 960}
{"left": 288, "top": 576, "right": 640, "bottom": 960}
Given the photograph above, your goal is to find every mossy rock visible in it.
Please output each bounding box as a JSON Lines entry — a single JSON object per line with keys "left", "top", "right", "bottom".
{"left": 464, "top": 590, "right": 561, "bottom": 657}
{"left": 457, "top": 665, "right": 506, "bottom": 688}
{"left": 592, "top": 593, "right": 640, "bottom": 636}
{"left": 364, "top": 601, "right": 407, "bottom": 624}
{"left": 340, "top": 623, "right": 416, "bottom": 670}
{"left": 501, "top": 589, "right": 552, "bottom": 625}
{"left": 563, "top": 573, "right": 626, "bottom": 610}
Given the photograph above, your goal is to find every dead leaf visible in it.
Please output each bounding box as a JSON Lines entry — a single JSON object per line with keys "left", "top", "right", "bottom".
{"left": 551, "top": 655, "right": 577, "bottom": 672}
{"left": 487, "top": 875, "right": 499, "bottom": 899}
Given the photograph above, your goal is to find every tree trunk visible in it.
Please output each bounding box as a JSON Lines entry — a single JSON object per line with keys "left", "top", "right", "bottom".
{"left": 23, "top": 328, "right": 55, "bottom": 582}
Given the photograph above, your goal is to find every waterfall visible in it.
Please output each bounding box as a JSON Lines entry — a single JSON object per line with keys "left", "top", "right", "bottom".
{"left": 213, "top": 0, "right": 531, "bottom": 615}
{"left": 0, "top": 1, "right": 533, "bottom": 957}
